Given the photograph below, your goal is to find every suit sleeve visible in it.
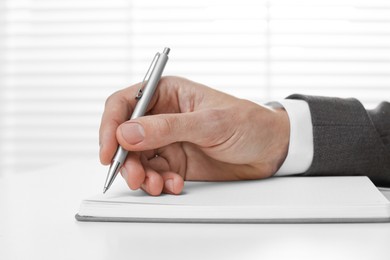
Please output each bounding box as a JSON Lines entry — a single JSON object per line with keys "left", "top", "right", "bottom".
{"left": 287, "top": 94, "right": 390, "bottom": 187}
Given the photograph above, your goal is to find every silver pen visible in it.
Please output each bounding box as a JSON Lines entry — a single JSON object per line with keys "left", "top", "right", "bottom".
{"left": 103, "top": 47, "right": 170, "bottom": 193}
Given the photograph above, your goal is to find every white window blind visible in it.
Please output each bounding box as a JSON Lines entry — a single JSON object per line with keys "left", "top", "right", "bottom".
{"left": 1, "top": 0, "right": 389, "bottom": 173}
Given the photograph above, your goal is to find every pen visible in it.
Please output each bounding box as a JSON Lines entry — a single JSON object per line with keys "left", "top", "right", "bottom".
{"left": 103, "top": 47, "right": 170, "bottom": 193}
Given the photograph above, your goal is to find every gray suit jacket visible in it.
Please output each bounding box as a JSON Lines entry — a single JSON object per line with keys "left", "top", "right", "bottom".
{"left": 287, "top": 95, "right": 390, "bottom": 187}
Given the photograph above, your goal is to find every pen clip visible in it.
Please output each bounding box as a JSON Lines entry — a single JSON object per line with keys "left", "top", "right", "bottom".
{"left": 136, "top": 52, "right": 160, "bottom": 100}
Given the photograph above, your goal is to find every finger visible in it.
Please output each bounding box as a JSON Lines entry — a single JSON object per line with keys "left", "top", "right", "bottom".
{"left": 160, "top": 172, "right": 184, "bottom": 195}
{"left": 120, "top": 152, "right": 145, "bottom": 190}
{"left": 99, "top": 90, "right": 134, "bottom": 165}
{"left": 117, "top": 109, "right": 230, "bottom": 151}
{"left": 148, "top": 156, "right": 170, "bottom": 172}
{"left": 141, "top": 167, "right": 164, "bottom": 196}
{"left": 143, "top": 149, "right": 157, "bottom": 160}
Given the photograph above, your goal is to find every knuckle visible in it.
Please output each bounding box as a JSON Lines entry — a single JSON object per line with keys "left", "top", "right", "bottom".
{"left": 104, "top": 89, "right": 128, "bottom": 109}
{"left": 104, "top": 91, "right": 117, "bottom": 108}
{"left": 158, "top": 76, "right": 170, "bottom": 86}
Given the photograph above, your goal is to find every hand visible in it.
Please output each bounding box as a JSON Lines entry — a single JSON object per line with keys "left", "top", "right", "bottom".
{"left": 99, "top": 76, "right": 290, "bottom": 196}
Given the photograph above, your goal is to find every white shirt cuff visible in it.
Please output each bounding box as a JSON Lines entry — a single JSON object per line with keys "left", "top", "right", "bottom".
{"left": 268, "top": 100, "right": 314, "bottom": 176}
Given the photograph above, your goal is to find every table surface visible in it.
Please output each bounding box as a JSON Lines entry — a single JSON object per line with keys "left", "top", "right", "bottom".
{"left": 1, "top": 159, "right": 390, "bottom": 260}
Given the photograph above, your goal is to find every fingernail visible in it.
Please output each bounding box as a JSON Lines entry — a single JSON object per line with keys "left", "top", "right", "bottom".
{"left": 121, "top": 167, "right": 128, "bottom": 181}
{"left": 121, "top": 122, "right": 145, "bottom": 145}
{"left": 165, "top": 179, "right": 174, "bottom": 193}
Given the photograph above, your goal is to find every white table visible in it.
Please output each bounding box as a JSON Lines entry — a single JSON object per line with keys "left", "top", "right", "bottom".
{"left": 1, "top": 160, "right": 390, "bottom": 260}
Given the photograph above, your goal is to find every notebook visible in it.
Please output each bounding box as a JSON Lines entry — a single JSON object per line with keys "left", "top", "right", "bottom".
{"left": 75, "top": 176, "right": 390, "bottom": 223}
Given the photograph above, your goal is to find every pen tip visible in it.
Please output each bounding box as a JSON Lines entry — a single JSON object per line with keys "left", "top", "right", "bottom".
{"left": 103, "top": 187, "right": 108, "bottom": 194}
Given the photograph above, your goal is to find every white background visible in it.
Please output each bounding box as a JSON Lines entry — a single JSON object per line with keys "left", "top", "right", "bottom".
{"left": 1, "top": 0, "right": 390, "bottom": 173}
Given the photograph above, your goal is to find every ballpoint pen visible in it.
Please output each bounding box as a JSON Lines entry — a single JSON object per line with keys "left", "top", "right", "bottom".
{"left": 103, "top": 47, "right": 170, "bottom": 193}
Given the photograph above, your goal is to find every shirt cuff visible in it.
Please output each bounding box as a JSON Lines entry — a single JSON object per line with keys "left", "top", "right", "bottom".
{"left": 267, "top": 100, "right": 314, "bottom": 176}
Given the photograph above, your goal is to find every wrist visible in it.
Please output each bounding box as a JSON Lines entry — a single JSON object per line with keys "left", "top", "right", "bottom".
{"left": 255, "top": 107, "right": 290, "bottom": 176}
{"left": 271, "top": 108, "right": 290, "bottom": 172}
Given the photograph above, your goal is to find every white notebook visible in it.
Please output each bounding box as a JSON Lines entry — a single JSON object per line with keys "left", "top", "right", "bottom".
{"left": 76, "top": 176, "right": 390, "bottom": 223}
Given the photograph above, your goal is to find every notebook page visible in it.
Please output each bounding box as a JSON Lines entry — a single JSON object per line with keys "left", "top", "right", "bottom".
{"left": 84, "top": 176, "right": 389, "bottom": 207}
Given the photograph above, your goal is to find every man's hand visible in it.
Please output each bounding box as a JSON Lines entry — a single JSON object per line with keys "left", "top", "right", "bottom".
{"left": 99, "top": 76, "right": 290, "bottom": 195}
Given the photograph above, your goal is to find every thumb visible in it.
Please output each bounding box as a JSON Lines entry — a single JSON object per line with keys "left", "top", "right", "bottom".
{"left": 116, "top": 110, "right": 227, "bottom": 151}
